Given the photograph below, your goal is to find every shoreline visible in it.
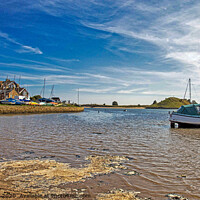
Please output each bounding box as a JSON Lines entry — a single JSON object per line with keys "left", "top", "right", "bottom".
{"left": 84, "top": 106, "right": 177, "bottom": 109}
{"left": 84, "top": 106, "right": 145, "bottom": 109}
{"left": 0, "top": 105, "right": 84, "bottom": 115}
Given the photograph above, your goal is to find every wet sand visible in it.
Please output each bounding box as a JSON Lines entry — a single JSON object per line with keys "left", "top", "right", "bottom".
{"left": 0, "top": 156, "right": 142, "bottom": 200}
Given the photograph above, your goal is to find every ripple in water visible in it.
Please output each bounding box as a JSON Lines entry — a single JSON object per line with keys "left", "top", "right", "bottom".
{"left": 0, "top": 108, "right": 199, "bottom": 199}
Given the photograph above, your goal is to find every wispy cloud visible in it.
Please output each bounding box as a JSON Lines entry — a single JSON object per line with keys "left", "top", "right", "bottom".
{"left": 141, "top": 90, "right": 184, "bottom": 97}
{"left": 17, "top": 46, "right": 42, "bottom": 54}
{"left": 117, "top": 88, "right": 147, "bottom": 94}
{"left": 0, "top": 55, "right": 72, "bottom": 72}
{"left": 78, "top": 1, "right": 200, "bottom": 71}
{"left": 79, "top": 87, "right": 117, "bottom": 93}
{"left": 47, "top": 57, "right": 80, "bottom": 63}
{"left": 2, "top": 0, "right": 200, "bottom": 103}
{"left": 0, "top": 62, "right": 64, "bottom": 72}
{"left": 4, "top": 1, "right": 200, "bottom": 69}
{"left": 30, "top": 1, "right": 200, "bottom": 70}
{"left": 0, "top": 31, "right": 43, "bottom": 54}
{"left": 81, "top": 73, "right": 111, "bottom": 80}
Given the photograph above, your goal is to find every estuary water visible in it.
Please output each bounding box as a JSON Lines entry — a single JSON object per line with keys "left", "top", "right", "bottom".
{"left": 0, "top": 108, "right": 199, "bottom": 199}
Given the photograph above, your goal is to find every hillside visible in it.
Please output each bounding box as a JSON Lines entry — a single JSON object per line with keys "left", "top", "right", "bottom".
{"left": 147, "top": 97, "right": 190, "bottom": 109}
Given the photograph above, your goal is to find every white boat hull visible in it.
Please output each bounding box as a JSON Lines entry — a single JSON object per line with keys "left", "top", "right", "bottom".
{"left": 170, "top": 113, "right": 200, "bottom": 125}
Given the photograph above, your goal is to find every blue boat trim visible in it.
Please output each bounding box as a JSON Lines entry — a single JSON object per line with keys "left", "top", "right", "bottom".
{"left": 172, "top": 112, "right": 200, "bottom": 118}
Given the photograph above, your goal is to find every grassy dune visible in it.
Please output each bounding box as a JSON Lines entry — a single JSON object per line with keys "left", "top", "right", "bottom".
{"left": 0, "top": 105, "right": 84, "bottom": 114}
{"left": 147, "top": 97, "right": 190, "bottom": 109}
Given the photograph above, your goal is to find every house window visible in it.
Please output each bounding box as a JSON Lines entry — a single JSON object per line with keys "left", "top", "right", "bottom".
{"left": 23, "top": 91, "right": 27, "bottom": 96}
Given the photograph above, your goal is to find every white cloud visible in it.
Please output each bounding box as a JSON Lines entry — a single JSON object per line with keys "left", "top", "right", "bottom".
{"left": 117, "top": 88, "right": 146, "bottom": 94}
{"left": 78, "top": 1, "right": 200, "bottom": 73}
{"left": 0, "top": 62, "right": 64, "bottom": 72}
{"left": 81, "top": 73, "right": 111, "bottom": 79}
{"left": 141, "top": 90, "right": 183, "bottom": 97}
{"left": 18, "top": 46, "right": 43, "bottom": 54}
{"left": 0, "top": 31, "right": 43, "bottom": 54}
{"left": 79, "top": 87, "right": 117, "bottom": 93}
{"left": 166, "top": 52, "right": 200, "bottom": 66}
{"left": 2, "top": 0, "right": 200, "bottom": 103}
{"left": 46, "top": 57, "right": 80, "bottom": 63}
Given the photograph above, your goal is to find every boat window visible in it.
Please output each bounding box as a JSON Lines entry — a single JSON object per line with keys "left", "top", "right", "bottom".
{"left": 177, "top": 107, "right": 182, "bottom": 112}
{"left": 196, "top": 106, "right": 200, "bottom": 114}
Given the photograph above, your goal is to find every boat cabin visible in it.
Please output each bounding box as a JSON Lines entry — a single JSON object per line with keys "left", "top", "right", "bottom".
{"left": 177, "top": 104, "right": 200, "bottom": 115}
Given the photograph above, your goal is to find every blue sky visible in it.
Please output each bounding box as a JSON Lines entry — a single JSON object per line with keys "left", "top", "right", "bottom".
{"left": 0, "top": 0, "right": 200, "bottom": 104}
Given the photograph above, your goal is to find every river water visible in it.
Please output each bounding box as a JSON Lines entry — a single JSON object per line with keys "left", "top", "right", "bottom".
{"left": 0, "top": 108, "right": 199, "bottom": 199}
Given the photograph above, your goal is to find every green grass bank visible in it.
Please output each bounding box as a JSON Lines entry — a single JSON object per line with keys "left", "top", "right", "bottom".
{"left": 146, "top": 97, "right": 190, "bottom": 109}
{"left": 0, "top": 105, "right": 84, "bottom": 114}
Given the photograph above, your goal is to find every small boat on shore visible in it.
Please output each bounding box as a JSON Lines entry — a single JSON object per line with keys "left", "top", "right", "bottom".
{"left": 169, "top": 78, "right": 200, "bottom": 128}
{"left": 0, "top": 98, "right": 19, "bottom": 105}
{"left": 169, "top": 104, "right": 200, "bottom": 128}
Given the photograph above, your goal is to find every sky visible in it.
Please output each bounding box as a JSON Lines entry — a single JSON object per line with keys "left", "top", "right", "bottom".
{"left": 0, "top": 0, "right": 200, "bottom": 105}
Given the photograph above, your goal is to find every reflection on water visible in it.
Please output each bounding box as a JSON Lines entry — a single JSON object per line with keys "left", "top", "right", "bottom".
{"left": 0, "top": 108, "right": 199, "bottom": 199}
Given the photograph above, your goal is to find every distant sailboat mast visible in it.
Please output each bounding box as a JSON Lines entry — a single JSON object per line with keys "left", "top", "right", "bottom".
{"left": 43, "top": 78, "right": 46, "bottom": 98}
{"left": 4, "top": 82, "right": 6, "bottom": 100}
{"left": 78, "top": 88, "right": 79, "bottom": 105}
{"left": 183, "top": 78, "right": 191, "bottom": 103}
{"left": 40, "top": 78, "right": 46, "bottom": 98}
{"left": 18, "top": 75, "right": 21, "bottom": 94}
{"left": 50, "top": 85, "right": 54, "bottom": 98}
{"left": 189, "top": 78, "right": 191, "bottom": 103}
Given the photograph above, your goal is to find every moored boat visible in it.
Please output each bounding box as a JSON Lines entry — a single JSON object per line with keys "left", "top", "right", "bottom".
{"left": 169, "top": 104, "right": 200, "bottom": 128}
{"left": 0, "top": 98, "right": 17, "bottom": 105}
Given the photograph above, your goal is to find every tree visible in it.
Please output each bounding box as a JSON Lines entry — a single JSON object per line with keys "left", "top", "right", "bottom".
{"left": 152, "top": 100, "right": 157, "bottom": 105}
{"left": 112, "top": 101, "right": 118, "bottom": 106}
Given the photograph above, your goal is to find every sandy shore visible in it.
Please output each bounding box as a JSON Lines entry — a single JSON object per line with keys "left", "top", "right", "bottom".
{"left": 0, "top": 105, "right": 84, "bottom": 114}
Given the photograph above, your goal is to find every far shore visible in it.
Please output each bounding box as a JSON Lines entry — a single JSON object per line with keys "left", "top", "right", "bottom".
{"left": 84, "top": 106, "right": 145, "bottom": 109}
{"left": 0, "top": 105, "right": 84, "bottom": 115}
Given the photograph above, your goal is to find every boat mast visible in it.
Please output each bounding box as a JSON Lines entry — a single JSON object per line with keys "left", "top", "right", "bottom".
{"left": 50, "top": 85, "right": 54, "bottom": 98}
{"left": 78, "top": 88, "right": 79, "bottom": 105}
{"left": 189, "top": 78, "right": 191, "bottom": 103}
{"left": 4, "top": 79, "right": 6, "bottom": 100}
{"left": 183, "top": 78, "right": 192, "bottom": 103}
{"left": 43, "top": 78, "right": 46, "bottom": 98}
{"left": 18, "top": 75, "right": 21, "bottom": 94}
{"left": 183, "top": 81, "right": 188, "bottom": 100}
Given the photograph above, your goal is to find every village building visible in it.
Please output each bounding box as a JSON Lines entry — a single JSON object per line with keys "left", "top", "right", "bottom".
{"left": 0, "top": 79, "right": 29, "bottom": 100}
